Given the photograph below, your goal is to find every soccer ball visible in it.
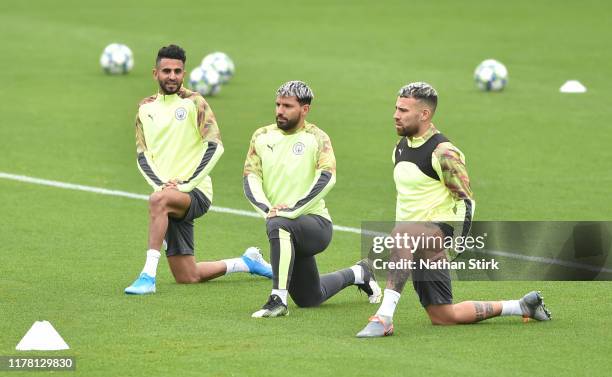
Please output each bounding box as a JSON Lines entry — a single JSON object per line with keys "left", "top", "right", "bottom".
{"left": 201, "top": 52, "right": 235, "bottom": 84}
{"left": 188, "top": 65, "right": 222, "bottom": 96}
{"left": 100, "top": 43, "right": 134, "bottom": 74}
{"left": 474, "top": 59, "right": 508, "bottom": 91}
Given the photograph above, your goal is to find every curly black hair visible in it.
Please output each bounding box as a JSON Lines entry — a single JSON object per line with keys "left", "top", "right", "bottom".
{"left": 156, "top": 44, "right": 186, "bottom": 65}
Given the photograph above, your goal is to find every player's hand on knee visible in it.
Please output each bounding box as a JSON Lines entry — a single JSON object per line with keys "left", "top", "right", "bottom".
{"left": 267, "top": 204, "right": 288, "bottom": 218}
{"left": 162, "top": 179, "right": 182, "bottom": 190}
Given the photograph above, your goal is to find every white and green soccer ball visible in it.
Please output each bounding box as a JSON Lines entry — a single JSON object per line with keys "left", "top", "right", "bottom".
{"left": 188, "top": 65, "right": 222, "bottom": 96}
{"left": 201, "top": 52, "right": 235, "bottom": 84}
{"left": 474, "top": 59, "right": 508, "bottom": 91}
{"left": 100, "top": 43, "right": 134, "bottom": 75}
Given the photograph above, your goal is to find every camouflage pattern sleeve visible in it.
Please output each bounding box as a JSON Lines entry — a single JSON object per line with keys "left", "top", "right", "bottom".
{"left": 243, "top": 130, "right": 264, "bottom": 178}
{"left": 434, "top": 143, "right": 473, "bottom": 200}
{"left": 135, "top": 113, "right": 147, "bottom": 154}
{"left": 314, "top": 127, "right": 336, "bottom": 174}
{"left": 243, "top": 129, "right": 271, "bottom": 217}
{"left": 194, "top": 95, "right": 222, "bottom": 144}
{"left": 135, "top": 95, "right": 156, "bottom": 153}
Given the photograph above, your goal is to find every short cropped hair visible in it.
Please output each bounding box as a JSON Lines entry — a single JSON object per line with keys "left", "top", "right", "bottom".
{"left": 276, "top": 80, "right": 314, "bottom": 105}
{"left": 398, "top": 82, "right": 438, "bottom": 113}
{"left": 156, "top": 44, "right": 186, "bottom": 65}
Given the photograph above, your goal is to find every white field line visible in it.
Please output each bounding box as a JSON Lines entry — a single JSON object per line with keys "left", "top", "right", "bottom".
{"left": 472, "top": 249, "right": 612, "bottom": 274}
{"left": 1, "top": 171, "right": 610, "bottom": 274}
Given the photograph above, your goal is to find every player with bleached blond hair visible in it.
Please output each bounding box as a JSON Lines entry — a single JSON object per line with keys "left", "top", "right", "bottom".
{"left": 357, "top": 82, "right": 551, "bottom": 337}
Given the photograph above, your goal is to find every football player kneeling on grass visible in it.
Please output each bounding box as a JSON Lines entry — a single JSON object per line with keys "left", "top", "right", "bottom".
{"left": 356, "top": 83, "right": 551, "bottom": 337}
{"left": 244, "top": 81, "right": 382, "bottom": 318}
{"left": 125, "top": 45, "right": 272, "bottom": 295}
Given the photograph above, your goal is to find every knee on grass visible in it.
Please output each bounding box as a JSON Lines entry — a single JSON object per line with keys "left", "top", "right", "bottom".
{"left": 426, "top": 307, "right": 460, "bottom": 326}
{"left": 429, "top": 316, "right": 458, "bottom": 326}
{"left": 292, "top": 294, "right": 323, "bottom": 308}
{"left": 174, "top": 275, "right": 201, "bottom": 284}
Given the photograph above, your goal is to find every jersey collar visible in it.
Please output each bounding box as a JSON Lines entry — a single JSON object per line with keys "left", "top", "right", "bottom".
{"left": 406, "top": 124, "right": 438, "bottom": 148}
{"left": 157, "top": 86, "right": 186, "bottom": 103}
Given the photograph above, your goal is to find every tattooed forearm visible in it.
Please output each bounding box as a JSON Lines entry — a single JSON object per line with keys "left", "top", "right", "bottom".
{"left": 485, "top": 302, "right": 494, "bottom": 318}
{"left": 474, "top": 302, "right": 485, "bottom": 321}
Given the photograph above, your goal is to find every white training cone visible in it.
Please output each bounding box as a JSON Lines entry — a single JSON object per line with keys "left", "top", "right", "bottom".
{"left": 560, "top": 80, "right": 587, "bottom": 93}
{"left": 16, "top": 321, "right": 70, "bottom": 351}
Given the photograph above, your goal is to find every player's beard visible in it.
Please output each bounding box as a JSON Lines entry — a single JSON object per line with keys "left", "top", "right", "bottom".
{"left": 159, "top": 79, "right": 182, "bottom": 95}
{"left": 396, "top": 123, "right": 419, "bottom": 137}
{"left": 276, "top": 114, "right": 300, "bottom": 131}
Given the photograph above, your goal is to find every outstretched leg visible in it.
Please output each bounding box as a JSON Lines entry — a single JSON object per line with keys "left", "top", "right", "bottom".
{"left": 425, "top": 291, "right": 552, "bottom": 325}
{"left": 426, "top": 301, "right": 501, "bottom": 325}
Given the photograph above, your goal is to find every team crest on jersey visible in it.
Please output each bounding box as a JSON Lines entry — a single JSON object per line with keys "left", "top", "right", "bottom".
{"left": 175, "top": 107, "right": 187, "bottom": 121}
{"left": 292, "top": 142, "right": 305, "bottom": 155}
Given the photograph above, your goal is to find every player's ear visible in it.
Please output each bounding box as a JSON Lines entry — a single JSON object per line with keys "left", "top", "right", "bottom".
{"left": 421, "top": 107, "right": 431, "bottom": 121}
{"left": 302, "top": 104, "right": 310, "bottom": 116}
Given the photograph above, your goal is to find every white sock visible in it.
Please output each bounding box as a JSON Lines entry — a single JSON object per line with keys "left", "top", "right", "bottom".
{"left": 375, "top": 289, "right": 401, "bottom": 318}
{"left": 223, "top": 258, "right": 249, "bottom": 275}
{"left": 501, "top": 300, "right": 523, "bottom": 316}
{"left": 141, "top": 249, "right": 161, "bottom": 277}
{"left": 350, "top": 265, "right": 364, "bottom": 284}
{"left": 271, "top": 289, "right": 288, "bottom": 305}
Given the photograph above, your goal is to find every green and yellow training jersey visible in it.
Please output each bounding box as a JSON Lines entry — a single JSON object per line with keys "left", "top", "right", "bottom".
{"left": 243, "top": 121, "right": 336, "bottom": 221}
{"left": 135, "top": 87, "right": 224, "bottom": 201}
{"left": 393, "top": 125, "right": 474, "bottom": 231}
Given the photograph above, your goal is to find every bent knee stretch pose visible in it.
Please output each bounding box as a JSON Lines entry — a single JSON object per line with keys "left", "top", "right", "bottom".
{"left": 124, "top": 45, "right": 271, "bottom": 295}
{"left": 357, "top": 82, "right": 551, "bottom": 337}
{"left": 244, "top": 81, "right": 381, "bottom": 318}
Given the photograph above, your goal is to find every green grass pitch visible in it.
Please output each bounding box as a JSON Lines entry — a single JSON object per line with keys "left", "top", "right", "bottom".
{"left": 1, "top": 1, "right": 611, "bottom": 376}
